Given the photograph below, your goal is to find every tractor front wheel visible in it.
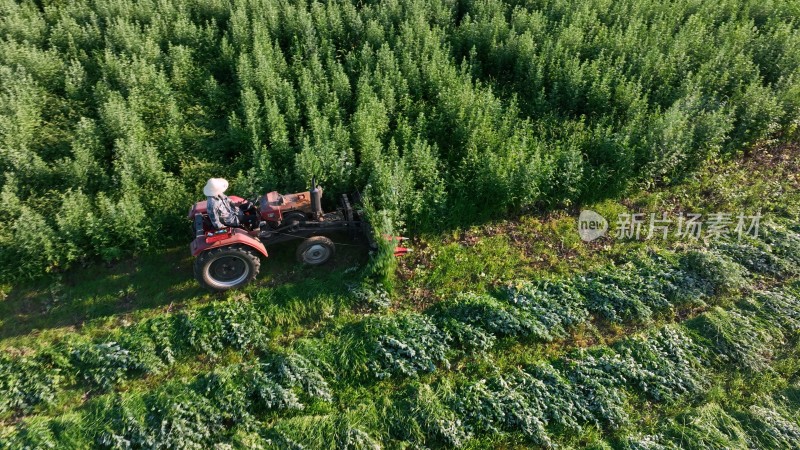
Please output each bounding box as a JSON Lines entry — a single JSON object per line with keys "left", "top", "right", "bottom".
{"left": 282, "top": 211, "right": 307, "bottom": 226}
{"left": 194, "top": 245, "right": 261, "bottom": 291}
{"left": 296, "top": 236, "right": 335, "bottom": 265}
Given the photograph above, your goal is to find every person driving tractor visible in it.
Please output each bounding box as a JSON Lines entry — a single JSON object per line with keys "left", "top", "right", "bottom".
{"left": 203, "top": 178, "right": 259, "bottom": 230}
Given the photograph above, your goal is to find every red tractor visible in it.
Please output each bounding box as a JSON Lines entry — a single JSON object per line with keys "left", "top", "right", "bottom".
{"left": 188, "top": 181, "right": 409, "bottom": 291}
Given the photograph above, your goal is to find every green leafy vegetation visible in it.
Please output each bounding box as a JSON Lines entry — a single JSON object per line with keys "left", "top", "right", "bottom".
{"left": 1, "top": 0, "right": 800, "bottom": 281}
{"left": 1, "top": 144, "right": 799, "bottom": 445}
{"left": 2, "top": 0, "right": 800, "bottom": 448}
{"left": 363, "top": 313, "right": 451, "bottom": 379}
{"left": 2, "top": 202, "right": 799, "bottom": 447}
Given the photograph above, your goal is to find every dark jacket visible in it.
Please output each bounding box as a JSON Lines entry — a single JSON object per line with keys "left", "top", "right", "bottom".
{"left": 207, "top": 194, "right": 242, "bottom": 229}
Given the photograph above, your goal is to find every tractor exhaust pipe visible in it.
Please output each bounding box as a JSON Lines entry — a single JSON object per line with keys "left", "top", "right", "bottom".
{"left": 310, "top": 176, "right": 323, "bottom": 220}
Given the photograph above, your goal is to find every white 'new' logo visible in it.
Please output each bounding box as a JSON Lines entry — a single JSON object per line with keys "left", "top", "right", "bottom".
{"left": 578, "top": 210, "right": 608, "bottom": 242}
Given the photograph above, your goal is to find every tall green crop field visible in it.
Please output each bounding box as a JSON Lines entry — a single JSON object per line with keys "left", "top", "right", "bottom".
{"left": 1, "top": 0, "right": 799, "bottom": 280}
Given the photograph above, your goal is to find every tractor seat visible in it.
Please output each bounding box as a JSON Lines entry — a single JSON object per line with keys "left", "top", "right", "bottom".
{"left": 194, "top": 214, "right": 216, "bottom": 236}
{"left": 202, "top": 215, "right": 215, "bottom": 232}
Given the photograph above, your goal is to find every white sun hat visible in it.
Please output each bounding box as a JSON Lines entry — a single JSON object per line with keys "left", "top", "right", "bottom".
{"left": 203, "top": 178, "right": 229, "bottom": 196}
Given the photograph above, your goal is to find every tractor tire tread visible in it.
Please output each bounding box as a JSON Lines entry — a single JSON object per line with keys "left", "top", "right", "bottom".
{"left": 194, "top": 245, "right": 261, "bottom": 292}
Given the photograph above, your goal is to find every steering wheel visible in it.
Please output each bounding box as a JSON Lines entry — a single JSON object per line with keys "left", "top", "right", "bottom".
{"left": 240, "top": 199, "right": 257, "bottom": 214}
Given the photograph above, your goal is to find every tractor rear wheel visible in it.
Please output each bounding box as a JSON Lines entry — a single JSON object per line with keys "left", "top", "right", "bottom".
{"left": 194, "top": 245, "right": 260, "bottom": 291}
{"left": 296, "top": 236, "right": 335, "bottom": 265}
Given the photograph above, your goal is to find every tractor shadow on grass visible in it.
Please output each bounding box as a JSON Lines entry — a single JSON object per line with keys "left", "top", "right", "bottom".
{"left": 0, "top": 236, "right": 370, "bottom": 343}
{"left": 0, "top": 247, "right": 203, "bottom": 342}
{"left": 254, "top": 233, "right": 371, "bottom": 289}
